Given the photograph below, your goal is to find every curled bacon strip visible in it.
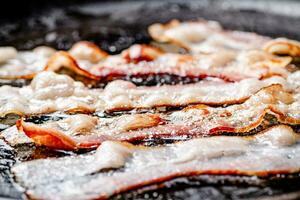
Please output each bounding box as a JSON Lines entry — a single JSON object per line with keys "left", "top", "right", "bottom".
{"left": 264, "top": 38, "right": 300, "bottom": 57}
{"left": 12, "top": 125, "right": 300, "bottom": 199}
{"left": 44, "top": 41, "right": 107, "bottom": 80}
{"left": 16, "top": 84, "right": 300, "bottom": 150}
{"left": 45, "top": 51, "right": 99, "bottom": 80}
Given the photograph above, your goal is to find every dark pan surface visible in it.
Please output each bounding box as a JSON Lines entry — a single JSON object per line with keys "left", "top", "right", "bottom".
{"left": 1, "top": 0, "right": 300, "bottom": 199}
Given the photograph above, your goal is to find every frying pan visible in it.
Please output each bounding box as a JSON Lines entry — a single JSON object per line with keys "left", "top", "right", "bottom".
{"left": 1, "top": 0, "right": 300, "bottom": 199}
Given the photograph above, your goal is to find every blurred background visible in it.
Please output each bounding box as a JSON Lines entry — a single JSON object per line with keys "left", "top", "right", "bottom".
{"left": 0, "top": 0, "right": 299, "bottom": 54}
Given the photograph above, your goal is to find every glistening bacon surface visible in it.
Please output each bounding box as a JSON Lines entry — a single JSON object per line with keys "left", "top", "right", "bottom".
{"left": 17, "top": 84, "right": 300, "bottom": 150}
{"left": 148, "top": 19, "right": 270, "bottom": 53}
{"left": 0, "top": 71, "right": 286, "bottom": 117}
{"left": 12, "top": 125, "right": 300, "bottom": 200}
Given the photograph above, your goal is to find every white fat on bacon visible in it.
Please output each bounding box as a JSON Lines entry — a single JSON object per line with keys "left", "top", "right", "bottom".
{"left": 169, "top": 137, "right": 248, "bottom": 164}
{"left": 0, "top": 71, "right": 289, "bottom": 117}
{"left": 94, "top": 141, "right": 133, "bottom": 169}
{"left": 54, "top": 114, "right": 98, "bottom": 136}
{"left": 255, "top": 126, "right": 299, "bottom": 146}
{"left": 30, "top": 71, "right": 77, "bottom": 100}
{"left": 148, "top": 20, "right": 270, "bottom": 54}
{"left": 16, "top": 83, "right": 300, "bottom": 150}
{"left": 12, "top": 125, "right": 300, "bottom": 200}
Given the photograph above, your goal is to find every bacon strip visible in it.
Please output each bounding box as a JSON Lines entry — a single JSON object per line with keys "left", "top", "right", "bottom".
{"left": 88, "top": 46, "right": 292, "bottom": 81}
{"left": 17, "top": 84, "right": 300, "bottom": 150}
{"left": 0, "top": 41, "right": 293, "bottom": 83}
{"left": 0, "top": 71, "right": 287, "bottom": 118}
{"left": 148, "top": 19, "right": 271, "bottom": 54}
{"left": 12, "top": 125, "right": 300, "bottom": 199}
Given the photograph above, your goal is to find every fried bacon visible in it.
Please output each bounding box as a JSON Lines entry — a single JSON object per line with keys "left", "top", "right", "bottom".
{"left": 16, "top": 84, "right": 300, "bottom": 150}
{"left": 0, "top": 38, "right": 294, "bottom": 82}
{"left": 0, "top": 71, "right": 288, "bottom": 118}
{"left": 148, "top": 19, "right": 271, "bottom": 53}
{"left": 12, "top": 125, "right": 300, "bottom": 199}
